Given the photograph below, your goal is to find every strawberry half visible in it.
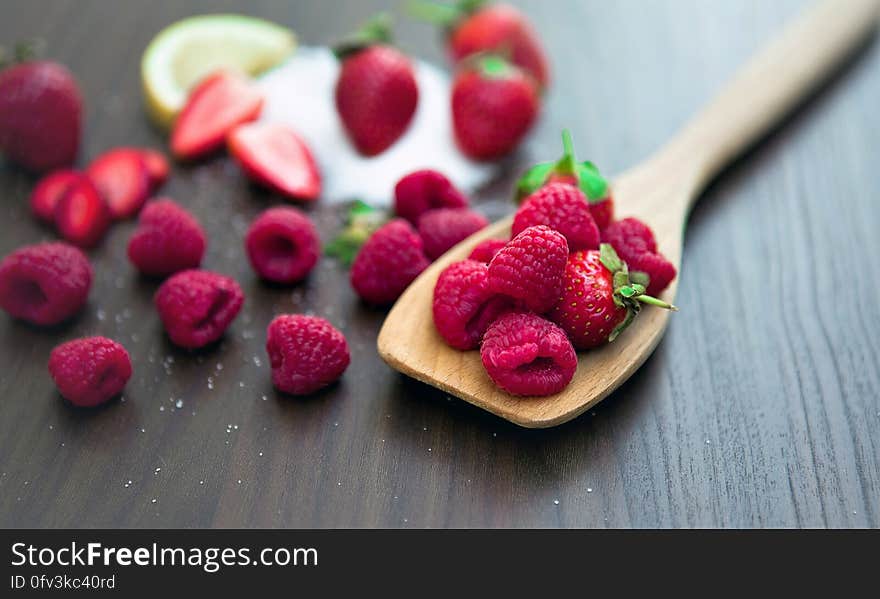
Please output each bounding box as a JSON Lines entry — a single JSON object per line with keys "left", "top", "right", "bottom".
{"left": 515, "top": 130, "right": 614, "bottom": 229}
{"left": 228, "top": 122, "right": 321, "bottom": 201}
{"left": 54, "top": 177, "right": 111, "bottom": 248}
{"left": 30, "top": 169, "right": 81, "bottom": 223}
{"left": 139, "top": 148, "right": 170, "bottom": 189}
{"left": 334, "top": 14, "right": 419, "bottom": 156}
{"left": 170, "top": 70, "right": 264, "bottom": 161}
{"left": 86, "top": 148, "right": 151, "bottom": 220}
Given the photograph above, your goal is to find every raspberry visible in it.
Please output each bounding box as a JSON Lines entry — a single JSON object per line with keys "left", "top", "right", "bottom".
{"left": 0, "top": 242, "right": 91, "bottom": 326}
{"left": 602, "top": 218, "right": 676, "bottom": 295}
{"left": 245, "top": 207, "right": 319, "bottom": 284}
{"left": 394, "top": 169, "right": 469, "bottom": 224}
{"left": 467, "top": 238, "right": 507, "bottom": 263}
{"left": 602, "top": 217, "right": 656, "bottom": 254}
{"left": 417, "top": 208, "right": 489, "bottom": 260}
{"left": 480, "top": 312, "right": 577, "bottom": 396}
{"left": 487, "top": 225, "right": 568, "bottom": 313}
{"left": 266, "top": 314, "right": 350, "bottom": 395}
{"left": 127, "top": 199, "right": 206, "bottom": 277}
{"left": 48, "top": 336, "right": 132, "bottom": 407}
{"left": 350, "top": 219, "right": 430, "bottom": 305}
{"left": 589, "top": 196, "right": 615, "bottom": 231}
{"left": 433, "top": 260, "right": 513, "bottom": 350}
{"left": 155, "top": 270, "right": 244, "bottom": 348}
{"left": 512, "top": 183, "right": 599, "bottom": 251}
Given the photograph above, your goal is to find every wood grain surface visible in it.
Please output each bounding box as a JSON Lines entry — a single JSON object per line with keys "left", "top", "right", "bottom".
{"left": 1, "top": 0, "right": 878, "bottom": 528}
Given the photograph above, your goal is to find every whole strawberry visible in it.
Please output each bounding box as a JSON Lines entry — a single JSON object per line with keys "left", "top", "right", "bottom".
{"left": 334, "top": 14, "right": 419, "bottom": 156}
{"left": 414, "top": 1, "right": 550, "bottom": 88}
{"left": 0, "top": 56, "right": 82, "bottom": 172}
{"left": 549, "top": 244, "right": 676, "bottom": 350}
{"left": 515, "top": 130, "right": 614, "bottom": 229}
{"left": 451, "top": 54, "right": 538, "bottom": 161}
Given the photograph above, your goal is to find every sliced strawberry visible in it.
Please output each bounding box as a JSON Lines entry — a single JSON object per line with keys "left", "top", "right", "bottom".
{"left": 30, "top": 169, "right": 81, "bottom": 223}
{"left": 86, "top": 148, "right": 151, "bottom": 220}
{"left": 170, "top": 70, "right": 264, "bottom": 161}
{"left": 228, "top": 122, "right": 321, "bottom": 201}
{"left": 139, "top": 148, "right": 169, "bottom": 189}
{"left": 54, "top": 178, "right": 111, "bottom": 248}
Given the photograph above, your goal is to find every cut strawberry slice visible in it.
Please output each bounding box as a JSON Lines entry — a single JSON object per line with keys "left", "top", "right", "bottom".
{"left": 54, "top": 178, "right": 111, "bottom": 248}
{"left": 170, "top": 70, "right": 264, "bottom": 161}
{"left": 139, "top": 148, "right": 170, "bottom": 189}
{"left": 86, "top": 148, "right": 152, "bottom": 220}
{"left": 228, "top": 122, "right": 321, "bottom": 200}
{"left": 30, "top": 169, "right": 81, "bottom": 223}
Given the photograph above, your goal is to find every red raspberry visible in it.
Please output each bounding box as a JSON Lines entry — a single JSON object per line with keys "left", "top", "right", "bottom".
{"left": 0, "top": 242, "right": 91, "bottom": 326}
{"left": 487, "top": 225, "right": 568, "bottom": 313}
{"left": 512, "top": 183, "right": 599, "bottom": 251}
{"left": 350, "top": 219, "right": 430, "bottom": 305}
{"left": 394, "top": 169, "right": 469, "bottom": 224}
{"left": 433, "top": 260, "right": 513, "bottom": 350}
{"left": 127, "top": 199, "right": 206, "bottom": 277}
{"left": 602, "top": 218, "right": 676, "bottom": 295}
{"left": 266, "top": 314, "right": 350, "bottom": 395}
{"left": 30, "top": 169, "right": 81, "bottom": 223}
{"left": 467, "top": 238, "right": 507, "bottom": 263}
{"left": 48, "top": 336, "right": 131, "bottom": 407}
{"left": 589, "top": 196, "right": 615, "bottom": 231}
{"left": 417, "top": 208, "right": 489, "bottom": 260}
{"left": 154, "top": 270, "right": 244, "bottom": 348}
{"left": 602, "top": 217, "right": 656, "bottom": 253}
{"left": 245, "top": 207, "right": 319, "bottom": 284}
{"left": 480, "top": 311, "right": 577, "bottom": 396}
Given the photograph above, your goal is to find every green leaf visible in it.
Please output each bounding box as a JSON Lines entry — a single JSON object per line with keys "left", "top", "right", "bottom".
{"left": 599, "top": 243, "right": 623, "bottom": 274}
{"left": 515, "top": 162, "right": 554, "bottom": 202}
{"left": 324, "top": 201, "right": 388, "bottom": 266}
{"left": 577, "top": 161, "right": 608, "bottom": 201}
{"left": 629, "top": 270, "right": 650, "bottom": 288}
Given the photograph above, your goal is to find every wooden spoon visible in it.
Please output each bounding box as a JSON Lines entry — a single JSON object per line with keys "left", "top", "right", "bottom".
{"left": 378, "top": 0, "right": 880, "bottom": 428}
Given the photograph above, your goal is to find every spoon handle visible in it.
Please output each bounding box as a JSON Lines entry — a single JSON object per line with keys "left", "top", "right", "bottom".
{"left": 654, "top": 0, "right": 879, "bottom": 205}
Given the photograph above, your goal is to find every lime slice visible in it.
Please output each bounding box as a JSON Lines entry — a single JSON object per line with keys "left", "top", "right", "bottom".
{"left": 142, "top": 14, "right": 296, "bottom": 128}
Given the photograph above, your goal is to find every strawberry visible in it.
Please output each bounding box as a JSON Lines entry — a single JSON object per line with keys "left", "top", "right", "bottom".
{"left": 228, "top": 122, "right": 321, "bottom": 201}
{"left": 170, "top": 70, "right": 264, "bottom": 161}
{"left": 451, "top": 54, "right": 539, "bottom": 161}
{"left": 413, "top": 1, "right": 550, "bottom": 88}
{"left": 54, "top": 177, "right": 111, "bottom": 248}
{"left": 334, "top": 14, "right": 419, "bottom": 156}
{"left": 0, "top": 58, "right": 82, "bottom": 173}
{"left": 548, "top": 244, "right": 676, "bottom": 350}
{"left": 515, "top": 130, "right": 614, "bottom": 229}
{"left": 138, "top": 148, "right": 170, "bottom": 190}
{"left": 86, "top": 148, "right": 152, "bottom": 219}
{"left": 30, "top": 169, "right": 81, "bottom": 223}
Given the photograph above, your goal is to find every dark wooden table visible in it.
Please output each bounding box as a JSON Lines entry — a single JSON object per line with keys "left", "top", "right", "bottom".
{"left": 1, "top": 0, "right": 878, "bottom": 528}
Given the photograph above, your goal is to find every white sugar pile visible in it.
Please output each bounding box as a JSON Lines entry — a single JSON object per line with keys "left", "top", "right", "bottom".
{"left": 256, "top": 46, "right": 496, "bottom": 206}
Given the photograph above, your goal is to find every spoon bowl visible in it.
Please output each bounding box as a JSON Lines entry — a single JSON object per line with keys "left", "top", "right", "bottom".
{"left": 378, "top": 0, "right": 879, "bottom": 427}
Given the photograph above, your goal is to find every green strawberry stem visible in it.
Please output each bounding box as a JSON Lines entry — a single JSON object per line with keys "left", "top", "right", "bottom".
{"left": 324, "top": 200, "right": 389, "bottom": 266}
{"left": 599, "top": 243, "right": 678, "bottom": 341}
{"left": 408, "top": 0, "right": 486, "bottom": 26}
{"left": 333, "top": 13, "right": 394, "bottom": 59}
{"left": 556, "top": 129, "right": 576, "bottom": 176}
{"left": 634, "top": 295, "right": 678, "bottom": 311}
{"left": 0, "top": 39, "right": 43, "bottom": 69}
{"left": 514, "top": 129, "right": 609, "bottom": 202}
